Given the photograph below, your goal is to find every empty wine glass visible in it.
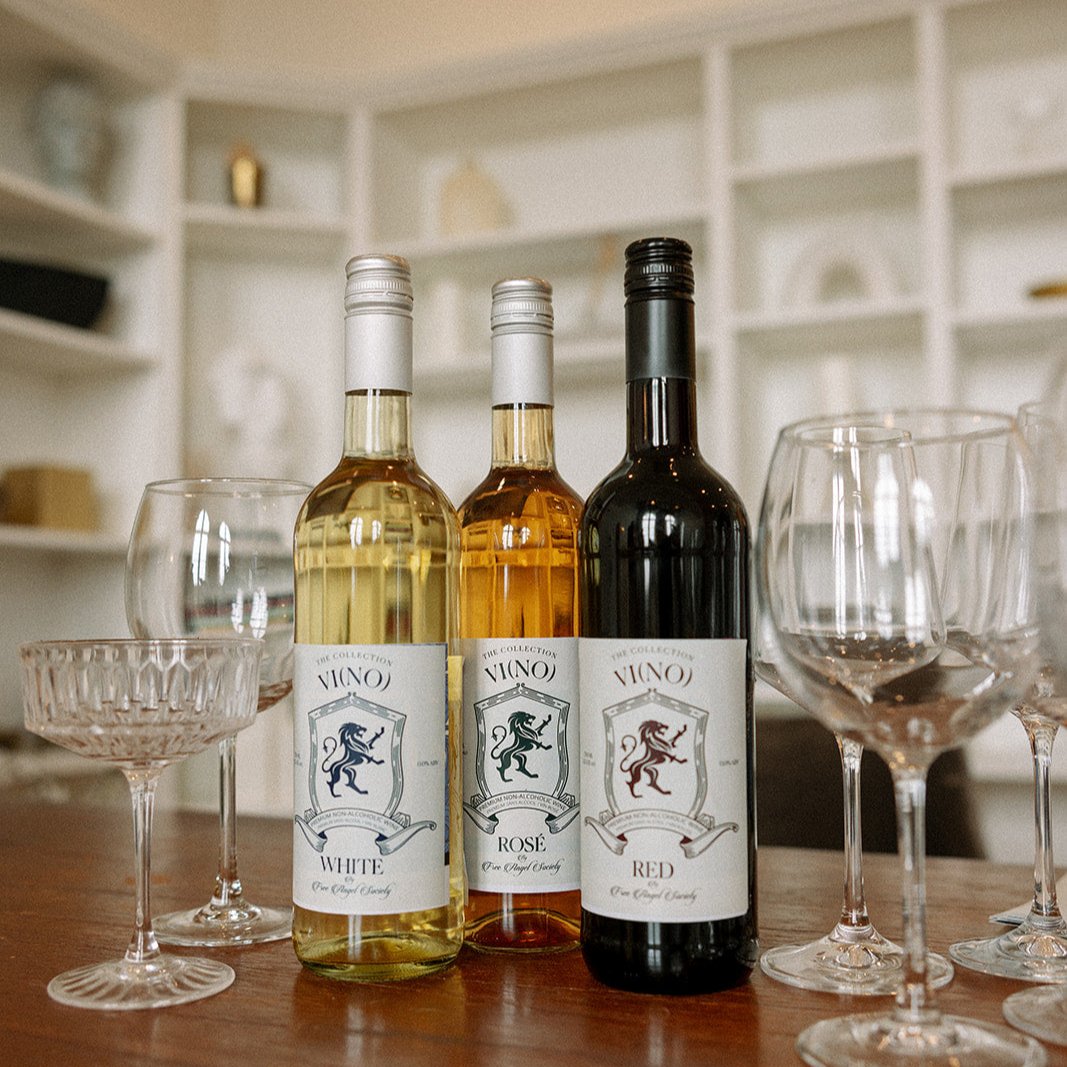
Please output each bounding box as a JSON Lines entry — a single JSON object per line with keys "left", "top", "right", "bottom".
{"left": 756, "top": 424, "right": 952, "bottom": 995}
{"left": 950, "top": 401, "right": 1067, "bottom": 983}
{"left": 126, "top": 478, "right": 309, "bottom": 946}
{"left": 757, "top": 409, "right": 1044, "bottom": 1067}
{"left": 20, "top": 638, "right": 260, "bottom": 1010}
{"left": 1003, "top": 370, "right": 1067, "bottom": 1045}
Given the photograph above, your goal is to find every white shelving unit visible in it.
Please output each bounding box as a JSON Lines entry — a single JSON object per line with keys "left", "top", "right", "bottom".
{"left": 178, "top": 77, "right": 352, "bottom": 487}
{"left": 0, "top": 0, "right": 179, "bottom": 730}
{"left": 1, "top": 0, "right": 1065, "bottom": 847}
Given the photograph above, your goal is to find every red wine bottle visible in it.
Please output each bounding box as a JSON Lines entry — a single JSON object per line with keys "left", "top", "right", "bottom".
{"left": 578, "top": 237, "right": 757, "bottom": 994}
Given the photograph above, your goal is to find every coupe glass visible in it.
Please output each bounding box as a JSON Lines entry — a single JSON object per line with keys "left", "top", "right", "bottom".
{"left": 20, "top": 638, "right": 260, "bottom": 1009}
{"left": 757, "top": 409, "right": 1044, "bottom": 1067}
{"left": 757, "top": 428, "right": 952, "bottom": 995}
{"left": 951, "top": 402, "right": 1067, "bottom": 983}
{"left": 126, "top": 477, "right": 308, "bottom": 946}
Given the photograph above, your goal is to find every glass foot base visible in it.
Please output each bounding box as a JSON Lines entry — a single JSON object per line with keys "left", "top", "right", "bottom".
{"left": 155, "top": 899, "right": 292, "bottom": 947}
{"left": 797, "top": 1012, "right": 1047, "bottom": 1066}
{"left": 47, "top": 954, "right": 234, "bottom": 1010}
{"left": 951, "top": 916, "right": 1067, "bottom": 982}
{"left": 1005, "top": 985, "right": 1067, "bottom": 1046}
{"left": 761, "top": 925, "right": 954, "bottom": 995}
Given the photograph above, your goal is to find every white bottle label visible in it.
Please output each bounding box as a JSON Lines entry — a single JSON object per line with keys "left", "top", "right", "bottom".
{"left": 461, "top": 637, "right": 580, "bottom": 894}
{"left": 579, "top": 637, "right": 749, "bottom": 923}
{"left": 292, "top": 643, "right": 449, "bottom": 915}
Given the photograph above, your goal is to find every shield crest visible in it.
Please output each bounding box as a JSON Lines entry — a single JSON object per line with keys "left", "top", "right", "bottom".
{"left": 308, "top": 691, "right": 405, "bottom": 819}
{"left": 473, "top": 683, "right": 569, "bottom": 801}
{"left": 602, "top": 690, "right": 708, "bottom": 820}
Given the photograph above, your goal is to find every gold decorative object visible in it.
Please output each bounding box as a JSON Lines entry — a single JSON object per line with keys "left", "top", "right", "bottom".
{"left": 228, "top": 141, "right": 263, "bottom": 208}
{"left": 1029, "top": 280, "right": 1067, "bottom": 299}
{"left": 2, "top": 466, "right": 97, "bottom": 531}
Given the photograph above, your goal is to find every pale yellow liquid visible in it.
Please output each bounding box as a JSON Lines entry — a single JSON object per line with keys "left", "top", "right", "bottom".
{"left": 293, "top": 456, "right": 464, "bottom": 980}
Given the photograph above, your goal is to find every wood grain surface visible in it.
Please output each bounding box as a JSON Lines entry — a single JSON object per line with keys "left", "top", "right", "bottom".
{"left": 1, "top": 800, "right": 1063, "bottom": 1066}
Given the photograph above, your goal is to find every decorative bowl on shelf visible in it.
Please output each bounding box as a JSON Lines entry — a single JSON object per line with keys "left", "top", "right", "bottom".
{"left": 0, "top": 258, "right": 109, "bottom": 329}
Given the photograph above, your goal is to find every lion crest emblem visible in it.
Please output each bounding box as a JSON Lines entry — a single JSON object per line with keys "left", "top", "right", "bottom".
{"left": 619, "top": 719, "right": 688, "bottom": 797}
{"left": 490, "top": 709, "right": 552, "bottom": 782}
{"left": 321, "top": 721, "right": 385, "bottom": 797}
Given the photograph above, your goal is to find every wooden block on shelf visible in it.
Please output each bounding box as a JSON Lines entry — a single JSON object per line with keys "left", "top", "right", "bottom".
{"left": 1, "top": 466, "right": 97, "bottom": 532}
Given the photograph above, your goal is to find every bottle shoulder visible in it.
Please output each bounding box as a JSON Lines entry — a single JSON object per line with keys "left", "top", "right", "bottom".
{"left": 583, "top": 450, "right": 749, "bottom": 532}
{"left": 458, "top": 467, "right": 583, "bottom": 533}
{"left": 300, "top": 455, "right": 458, "bottom": 529}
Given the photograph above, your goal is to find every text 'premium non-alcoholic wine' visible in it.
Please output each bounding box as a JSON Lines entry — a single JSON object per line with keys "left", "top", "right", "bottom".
{"left": 579, "top": 237, "right": 757, "bottom": 993}
{"left": 291, "top": 254, "right": 463, "bottom": 980}
{"left": 459, "top": 279, "right": 583, "bottom": 951}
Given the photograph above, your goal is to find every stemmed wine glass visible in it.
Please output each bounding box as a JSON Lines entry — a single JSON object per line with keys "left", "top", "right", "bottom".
{"left": 950, "top": 401, "right": 1067, "bottom": 983}
{"left": 757, "top": 409, "right": 1044, "bottom": 1067}
{"left": 126, "top": 478, "right": 309, "bottom": 946}
{"left": 756, "top": 426, "right": 952, "bottom": 995}
{"left": 20, "top": 637, "right": 261, "bottom": 1009}
{"left": 1003, "top": 374, "right": 1067, "bottom": 1045}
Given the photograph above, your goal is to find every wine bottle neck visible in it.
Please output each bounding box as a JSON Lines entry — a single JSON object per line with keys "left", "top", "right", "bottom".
{"left": 343, "top": 390, "right": 413, "bottom": 458}
{"left": 625, "top": 292, "right": 698, "bottom": 453}
{"left": 626, "top": 378, "right": 698, "bottom": 453}
{"left": 625, "top": 294, "right": 695, "bottom": 382}
{"left": 491, "top": 404, "right": 556, "bottom": 469}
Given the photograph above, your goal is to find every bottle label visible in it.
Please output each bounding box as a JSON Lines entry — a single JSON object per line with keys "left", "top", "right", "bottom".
{"left": 460, "top": 637, "right": 580, "bottom": 894}
{"left": 292, "top": 642, "right": 449, "bottom": 915}
{"left": 579, "top": 637, "right": 749, "bottom": 923}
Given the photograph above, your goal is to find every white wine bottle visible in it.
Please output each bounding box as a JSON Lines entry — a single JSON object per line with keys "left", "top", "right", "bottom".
{"left": 458, "top": 278, "right": 583, "bottom": 951}
{"left": 291, "top": 253, "right": 463, "bottom": 980}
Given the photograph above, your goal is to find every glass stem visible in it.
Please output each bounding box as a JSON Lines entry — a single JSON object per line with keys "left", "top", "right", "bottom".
{"left": 837, "top": 736, "right": 871, "bottom": 930}
{"left": 1025, "top": 716, "right": 1060, "bottom": 920}
{"left": 893, "top": 769, "right": 937, "bottom": 1022}
{"left": 212, "top": 735, "right": 243, "bottom": 907}
{"left": 124, "top": 767, "right": 163, "bottom": 965}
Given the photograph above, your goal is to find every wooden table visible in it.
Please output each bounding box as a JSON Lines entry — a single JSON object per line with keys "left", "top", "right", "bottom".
{"left": 2, "top": 799, "right": 1064, "bottom": 1066}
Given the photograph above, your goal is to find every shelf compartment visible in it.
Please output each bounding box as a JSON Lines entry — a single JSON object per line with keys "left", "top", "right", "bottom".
{"left": 733, "top": 154, "right": 920, "bottom": 314}
{"left": 953, "top": 302, "right": 1067, "bottom": 361}
{"left": 372, "top": 55, "right": 704, "bottom": 246}
{"left": 391, "top": 204, "right": 706, "bottom": 266}
{"left": 958, "top": 339, "right": 1061, "bottom": 422}
{"left": 730, "top": 16, "right": 917, "bottom": 171}
{"left": 731, "top": 140, "right": 920, "bottom": 187}
{"left": 735, "top": 298, "right": 925, "bottom": 355}
{"left": 0, "top": 307, "right": 156, "bottom": 376}
{"left": 183, "top": 202, "right": 348, "bottom": 258}
{"left": 951, "top": 171, "right": 1067, "bottom": 313}
{"left": 0, "top": 165, "right": 158, "bottom": 251}
{"left": 735, "top": 330, "right": 926, "bottom": 522}
{"left": 949, "top": 154, "right": 1067, "bottom": 190}
{"left": 0, "top": 522, "right": 126, "bottom": 556}
{"left": 184, "top": 98, "right": 349, "bottom": 216}
{"left": 182, "top": 250, "right": 342, "bottom": 485}
{"left": 405, "top": 220, "right": 708, "bottom": 369}
{"left": 945, "top": 0, "right": 1067, "bottom": 175}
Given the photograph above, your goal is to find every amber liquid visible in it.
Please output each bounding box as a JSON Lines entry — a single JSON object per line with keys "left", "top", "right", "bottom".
{"left": 459, "top": 405, "right": 583, "bottom": 951}
{"left": 292, "top": 393, "right": 464, "bottom": 980}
